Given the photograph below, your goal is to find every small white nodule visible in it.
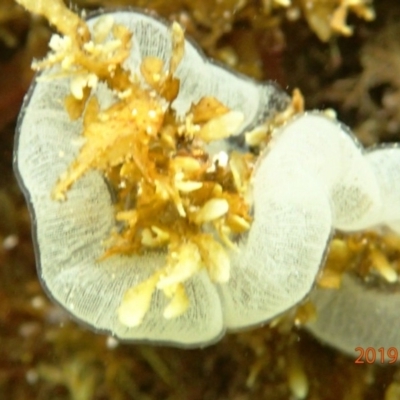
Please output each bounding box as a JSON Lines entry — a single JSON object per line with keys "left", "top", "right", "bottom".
{"left": 14, "top": 9, "right": 400, "bottom": 349}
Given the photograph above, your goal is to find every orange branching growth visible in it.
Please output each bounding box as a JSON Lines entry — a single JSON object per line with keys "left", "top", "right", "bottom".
{"left": 34, "top": 14, "right": 132, "bottom": 96}
{"left": 245, "top": 88, "right": 305, "bottom": 148}
{"left": 318, "top": 231, "right": 400, "bottom": 289}
{"left": 16, "top": 0, "right": 89, "bottom": 42}
{"left": 297, "top": 0, "right": 375, "bottom": 42}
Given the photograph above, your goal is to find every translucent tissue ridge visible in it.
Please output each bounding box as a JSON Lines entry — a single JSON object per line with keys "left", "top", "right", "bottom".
{"left": 14, "top": 8, "right": 400, "bottom": 348}
{"left": 221, "top": 112, "right": 395, "bottom": 331}
{"left": 306, "top": 146, "right": 400, "bottom": 361}
{"left": 307, "top": 273, "right": 400, "bottom": 362}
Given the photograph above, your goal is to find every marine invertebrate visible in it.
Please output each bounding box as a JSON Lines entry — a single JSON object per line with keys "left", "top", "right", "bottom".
{"left": 14, "top": 1, "right": 400, "bottom": 351}
{"left": 14, "top": 3, "right": 292, "bottom": 346}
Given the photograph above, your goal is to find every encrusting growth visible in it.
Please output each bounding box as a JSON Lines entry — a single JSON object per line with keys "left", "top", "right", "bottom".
{"left": 18, "top": 0, "right": 255, "bottom": 327}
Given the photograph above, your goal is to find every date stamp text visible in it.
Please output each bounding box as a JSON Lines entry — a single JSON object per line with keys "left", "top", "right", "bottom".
{"left": 355, "top": 347, "right": 398, "bottom": 364}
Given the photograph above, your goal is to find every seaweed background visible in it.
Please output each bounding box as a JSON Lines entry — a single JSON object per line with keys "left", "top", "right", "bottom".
{"left": 1, "top": 0, "right": 400, "bottom": 399}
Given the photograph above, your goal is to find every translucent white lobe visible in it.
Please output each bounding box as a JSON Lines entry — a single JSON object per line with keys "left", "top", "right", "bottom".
{"left": 307, "top": 145, "right": 400, "bottom": 361}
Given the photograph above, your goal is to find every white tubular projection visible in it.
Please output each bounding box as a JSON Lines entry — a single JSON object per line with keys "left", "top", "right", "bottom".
{"left": 14, "top": 9, "right": 400, "bottom": 347}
